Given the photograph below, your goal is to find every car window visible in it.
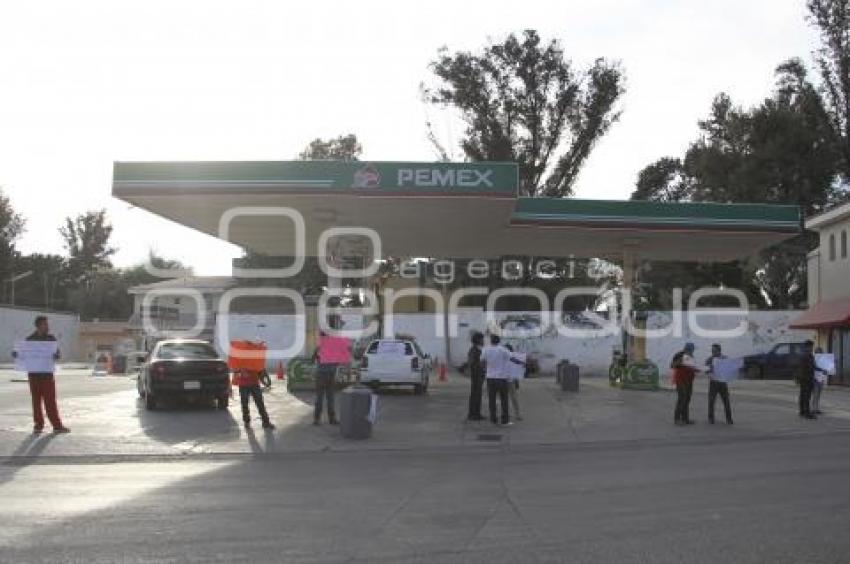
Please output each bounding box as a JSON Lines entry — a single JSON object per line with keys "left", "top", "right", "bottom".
{"left": 773, "top": 344, "right": 790, "bottom": 355}
{"left": 371, "top": 341, "right": 408, "bottom": 355}
{"left": 157, "top": 343, "right": 218, "bottom": 360}
{"left": 412, "top": 341, "right": 424, "bottom": 357}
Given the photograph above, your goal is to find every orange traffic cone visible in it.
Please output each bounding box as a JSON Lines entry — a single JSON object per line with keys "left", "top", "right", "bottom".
{"left": 276, "top": 361, "right": 285, "bottom": 380}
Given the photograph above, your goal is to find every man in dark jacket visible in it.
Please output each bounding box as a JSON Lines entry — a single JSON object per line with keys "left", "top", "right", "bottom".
{"left": 13, "top": 316, "right": 70, "bottom": 434}
{"left": 466, "top": 332, "right": 485, "bottom": 421}
{"left": 796, "top": 340, "right": 823, "bottom": 420}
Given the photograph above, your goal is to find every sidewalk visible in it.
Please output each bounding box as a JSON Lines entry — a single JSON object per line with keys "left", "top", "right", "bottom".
{"left": 3, "top": 371, "right": 850, "bottom": 460}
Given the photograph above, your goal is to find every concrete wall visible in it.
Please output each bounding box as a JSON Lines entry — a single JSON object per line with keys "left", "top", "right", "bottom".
{"left": 643, "top": 310, "right": 813, "bottom": 375}
{"left": 211, "top": 310, "right": 812, "bottom": 376}
{"left": 0, "top": 307, "right": 80, "bottom": 362}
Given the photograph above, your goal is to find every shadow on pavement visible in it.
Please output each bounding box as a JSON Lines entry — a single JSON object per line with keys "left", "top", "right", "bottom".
{"left": 0, "top": 433, "right": 57, "bottom": 486}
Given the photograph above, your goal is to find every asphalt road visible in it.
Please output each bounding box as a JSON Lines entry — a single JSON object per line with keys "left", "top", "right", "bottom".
{"left": 2, "top": 432, "right": 849, "bottom": 564}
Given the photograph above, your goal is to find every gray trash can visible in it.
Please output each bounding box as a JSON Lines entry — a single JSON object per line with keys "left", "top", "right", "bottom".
{"left": 556, "top": 360, "right": 569, "bottom": 384}
{"left": 339, "top": 384, "right": 374, "bottom": 439}
{"left": 560, "top": 362, "right": 580, "bottom": 392}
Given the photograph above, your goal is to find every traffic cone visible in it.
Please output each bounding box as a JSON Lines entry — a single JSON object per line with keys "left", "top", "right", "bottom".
{"left": 276, "top": 361, "right": 285, "bottom": 380}
{"left": 438, "top": 361, "right": 448, "bottom": 382}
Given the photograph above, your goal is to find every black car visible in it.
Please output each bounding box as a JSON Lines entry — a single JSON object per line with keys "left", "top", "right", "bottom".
{"left": 741, "top": 342, "right": 808, "bottom": 379}
{"left": 137, "top": 339, "right": 230, "bottom": 410}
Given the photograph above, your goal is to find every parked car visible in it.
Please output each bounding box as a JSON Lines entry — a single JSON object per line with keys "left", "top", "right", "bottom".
{"left": 358, "top": 338, "right": 431, "bottom": 394}
{"left": 137, "top": 339, "right": 230, "bottom": 410}
{"left": 741, "top": 342, "right": 808, "bottom": 379}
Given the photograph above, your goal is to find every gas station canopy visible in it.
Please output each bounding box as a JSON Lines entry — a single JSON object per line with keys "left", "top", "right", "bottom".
{"left": 112, "top": 161, "right": 801, "bottom": 261}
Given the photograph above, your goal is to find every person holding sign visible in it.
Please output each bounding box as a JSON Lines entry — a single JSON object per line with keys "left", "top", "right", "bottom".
{"left": 705, "top": 343, "right": 733, "bottom": 425}
{"left": 795, "top": 340, "right": 826, "bottom": 420}
{"left": 812, "top": 347, "right": 831, "bottom": 415}
{"left": 312, "top": 315, "right": 349, "bottom": 426}
{"left": 482, "top": 334, "right": 511, "bottom": 426}
{"left": 12, "top": 316, "right": 69, "bottom": 434}
{"left": 671, "top": 342, "right": 700, "bottom": 425}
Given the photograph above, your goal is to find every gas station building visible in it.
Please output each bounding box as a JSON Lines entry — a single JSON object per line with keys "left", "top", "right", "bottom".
{"left": 113, "top": 160, "right": 801, "bottom": 382}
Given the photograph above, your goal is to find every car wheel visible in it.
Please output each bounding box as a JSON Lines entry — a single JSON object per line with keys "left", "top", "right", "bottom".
{"left": 216, "top": 394, "right": 229, "bottom": 409}
{"left": 413, "top": 383, "right": 424, "bottom": 395}
{"left": 144, "top": 391, "right": 157, "bottom": 411}
{"left": 746, "top": 365, "right": 763, "bottom": 380}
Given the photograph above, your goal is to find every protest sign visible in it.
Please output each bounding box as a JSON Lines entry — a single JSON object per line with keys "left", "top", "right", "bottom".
{"left": 14, "top": 340, "right": 58, "bottom": 374}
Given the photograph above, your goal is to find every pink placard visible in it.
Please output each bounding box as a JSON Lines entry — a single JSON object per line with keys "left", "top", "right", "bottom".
{"left": 318, "top": 335, "right": 351, "bottom": 364}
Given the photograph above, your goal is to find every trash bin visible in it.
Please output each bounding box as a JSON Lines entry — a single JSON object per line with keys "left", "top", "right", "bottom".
{"left": 560, "top": 362, "right": 579, "bottom": 392}
{"left": 112, "top": 355, "right": 127, "bottom": 375}
{"left": 339, "top": 384, "right": 375, "bottom": 439}
{"left": 556, "top": 359, "right": 569, "bottom": 385}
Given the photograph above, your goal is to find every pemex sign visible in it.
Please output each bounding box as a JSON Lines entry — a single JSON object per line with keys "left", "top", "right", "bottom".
{"left": 112, "top": 161, "right": 519, "bottom": 197}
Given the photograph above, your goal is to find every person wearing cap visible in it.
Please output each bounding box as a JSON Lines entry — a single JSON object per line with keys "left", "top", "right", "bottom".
{"left": 705, "top": 343, "right": 733, "bottom": 425}
{"left": 466, "top": 331, "right": 486, "bottom": 421}
{"left": 671, "top": 342, "right": 700, "bottom": 425}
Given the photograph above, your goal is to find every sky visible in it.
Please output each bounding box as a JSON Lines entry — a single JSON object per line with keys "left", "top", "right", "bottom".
{"left": 0, "top": 0, "right": 821, "bottom": 275}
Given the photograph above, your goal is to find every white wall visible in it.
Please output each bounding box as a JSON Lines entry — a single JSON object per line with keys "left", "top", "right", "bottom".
{"left": 0, "top": 308, "right": 80, "bottom": 362}
{"left": 644, "top": 310, "right": 813, "bottom": 373}
{"left": 211, "top": 310, "right": 812, "bottom": 376}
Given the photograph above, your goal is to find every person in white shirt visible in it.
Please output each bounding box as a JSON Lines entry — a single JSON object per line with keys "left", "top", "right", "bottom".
{"left": 504, "top": 344, "right": 525, "bottom": 422}
{"left": 482, "top": 334, "right": 511, "bottom": 425}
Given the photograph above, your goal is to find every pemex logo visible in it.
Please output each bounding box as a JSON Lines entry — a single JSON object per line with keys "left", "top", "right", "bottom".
{"left": 352, "top": 164, "right": 381, "bottom": 188}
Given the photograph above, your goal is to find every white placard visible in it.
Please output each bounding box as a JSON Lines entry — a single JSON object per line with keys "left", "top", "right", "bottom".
{"left": 710, "top": 357, "right": 743, "bottom": 383}
{"left": 507, "top": 352, "right": 526, "bottom": 381}
{"left": 815, "top": 353, "right": 835, "bottom": 380}
{"left": 14, "top": 340, "right": 59, "bottom": 374}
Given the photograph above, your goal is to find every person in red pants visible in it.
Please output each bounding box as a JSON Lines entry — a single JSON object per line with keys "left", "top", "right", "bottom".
{"left": 13, "top": 316, "right": 70, "bottom": 434}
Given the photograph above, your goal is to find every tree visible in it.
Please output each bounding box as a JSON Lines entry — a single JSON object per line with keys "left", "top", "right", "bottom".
{"left": 632, "top": 62, "right": 841, "bottom": 309}
{"left": 632, "top": 157, "right": 691, "bottom": 203}
{"left": 807, "top": 0, "right": 850, "bottom": 181}
{"left": 424, "top": 30, "right": 625, "bottom": 197}
{"left": 298, "top": 134, "right": 362, "bottom": 161}
{"left": 9, "top": 253, "right": 72, "bottom": 310}
{"left": 0, "top": 188, "right": 25, "bottom": 298}
{"left": 59, "top": 210, "right": 116, "bottom": 284}
{"left": 121, "top": 252, "right": 192, "bottom": 288}
{"left": 68, "top": 269, "right": 133, "bottom": 321}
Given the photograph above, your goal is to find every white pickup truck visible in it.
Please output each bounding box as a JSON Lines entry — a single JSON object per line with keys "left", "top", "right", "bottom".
{"left": 358, "top": 338, "right": 432, "bottom": 394}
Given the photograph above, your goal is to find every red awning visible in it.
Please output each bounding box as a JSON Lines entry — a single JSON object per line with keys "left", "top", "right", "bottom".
{"left": 790, "top": 299, "right": 850, "bottom": 329}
